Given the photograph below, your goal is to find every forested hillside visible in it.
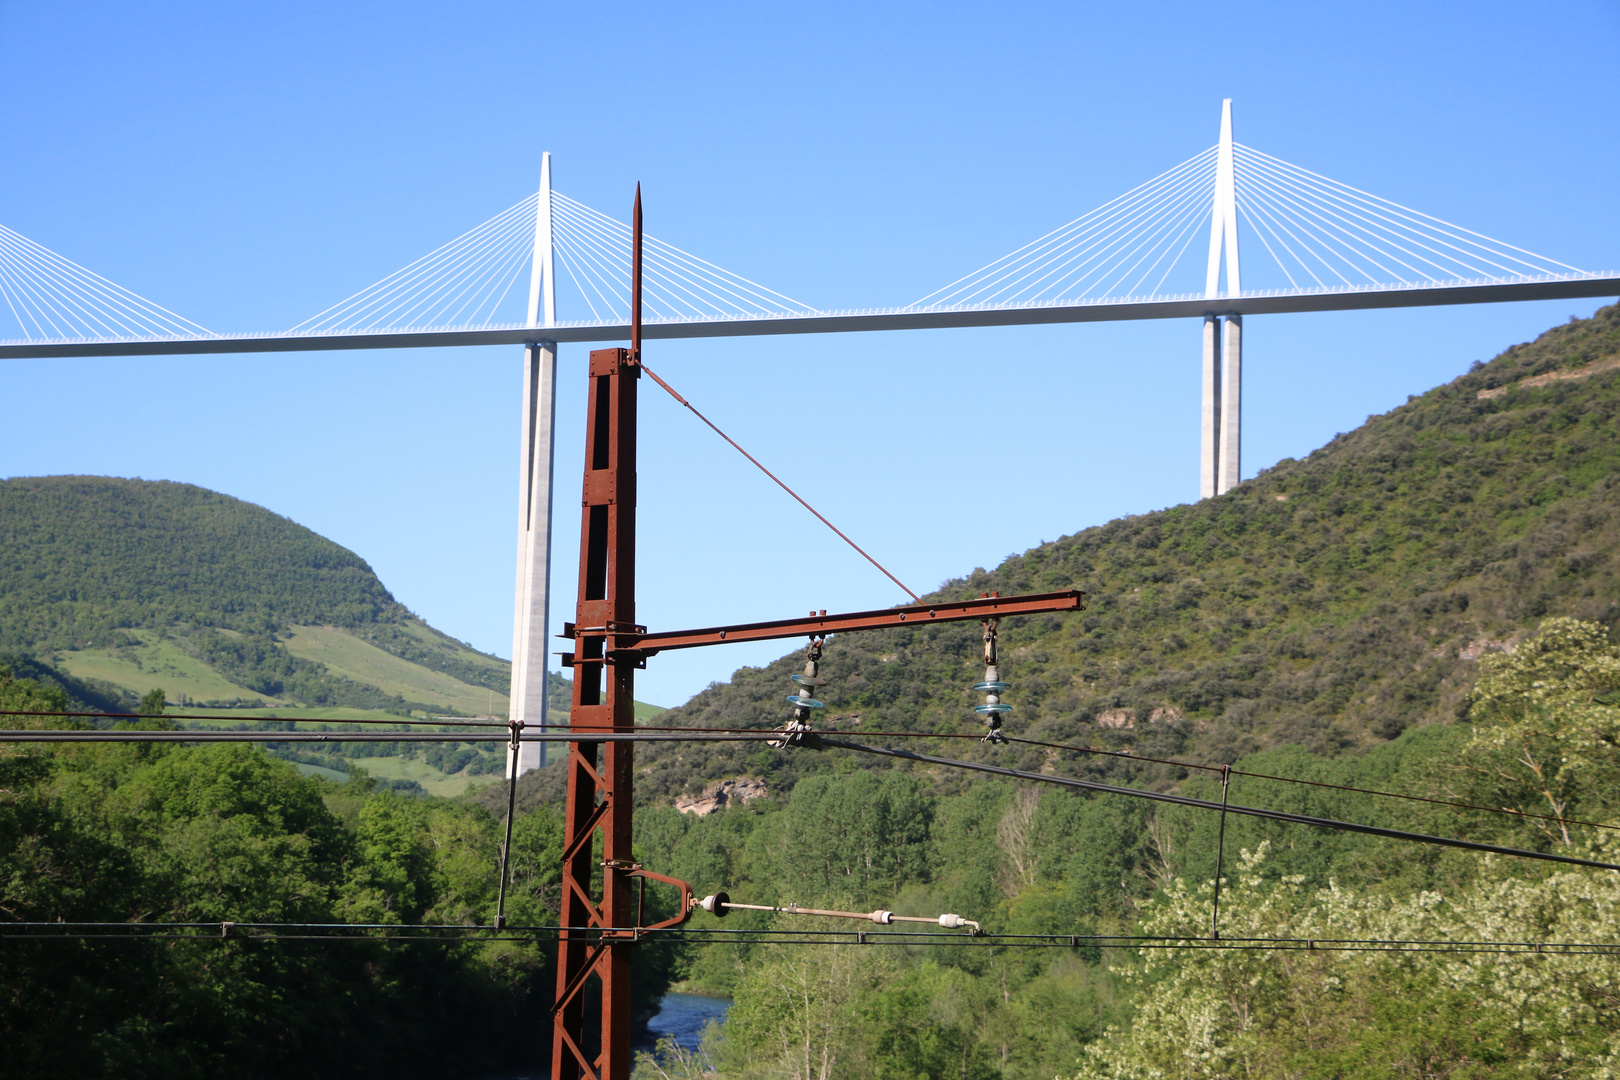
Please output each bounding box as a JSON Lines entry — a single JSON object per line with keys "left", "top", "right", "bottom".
{"left": 613, "top": 306, "right": 1620, "bottom": 1080}
{"left": 5, "top": 306, "right": 1618, "bottom": 1078}
{"left": 0, "top": 475, "right": 510, "bottom": 705}
{"left": 0, "top": 477, "right": 655, "bottom": 795}
{"left": 552, "top": 302, "right": 1620, "bottom": 809}
{"left": 0, "top": 476, "right": 530, "bottom": 794}
{"left": 0, "top": 476, "right": 404, "bottom": 648}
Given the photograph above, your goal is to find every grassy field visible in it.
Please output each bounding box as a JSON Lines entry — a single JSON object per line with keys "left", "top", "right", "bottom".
{"left": 290, "top": 762, "right": 349, "bottom": 782}
{"left": 52, "top": 633, "right": 278, "bottom": 704}
{"left": 355, "top": 755, "right": 485, "bottom": 797}
{"left": 284, "top": 625, "right": 508, "bottom": 715}
{"left": 396, "top": 618, "right": 512, "bottom": 687}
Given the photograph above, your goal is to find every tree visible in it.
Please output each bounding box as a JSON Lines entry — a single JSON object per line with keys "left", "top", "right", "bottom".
{"left": 139, "top": 686, "right": 167, "bottom": 717}
{"left": 720, "top": 911, "right": 902, "bottom": 1080}
{"left": 0, "top": 665, "right": 69, "bottom": 723}
{"left": 1073, "top": 842, "right": 1620, "bottom": 1080}
{"left": 1460, "top": 617, "right": 1620, "bottom": 845}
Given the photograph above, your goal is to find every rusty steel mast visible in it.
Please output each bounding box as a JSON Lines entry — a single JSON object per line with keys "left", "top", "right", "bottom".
{"left": 549, "top": 186, "right": 647, "bottom": 1080}
{"left": 547, "top": 189, "right": 1083, "bottom": 1080}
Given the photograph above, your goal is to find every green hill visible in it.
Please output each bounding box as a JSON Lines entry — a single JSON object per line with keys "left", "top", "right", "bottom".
{"left": 0, "top": 476, "right": 403, "bottom": 648}
{"left": 0, "top": 476, "right": 504, "bottom": 697}
{"left": 0, "top": 476, "right": 662, "bottom": 793}
{"left": 502, "top": 302, "right": 1620, "bottom": 811}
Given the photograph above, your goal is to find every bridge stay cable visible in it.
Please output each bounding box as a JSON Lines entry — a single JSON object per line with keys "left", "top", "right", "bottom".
{"left": 907, "top": 146, "right": 1585, "bottom": 315}
{"left": 0, "top": 223, "right": 212, "bottom": 341}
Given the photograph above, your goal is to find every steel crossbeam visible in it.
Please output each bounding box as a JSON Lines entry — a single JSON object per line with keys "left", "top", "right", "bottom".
{"left": 559, "top": 590, "right": 1085, "bottom": 661}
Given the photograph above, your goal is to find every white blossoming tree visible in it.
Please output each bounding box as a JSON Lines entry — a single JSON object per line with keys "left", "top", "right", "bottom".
{"left": 1462, "top": 617, "right": 1620, "bottom": 845}
{"left": 1076, "top": 619, "right": 1620, "bottom": 1079}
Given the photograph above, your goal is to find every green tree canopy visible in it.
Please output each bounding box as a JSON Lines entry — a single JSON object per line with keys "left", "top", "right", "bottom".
{"left": 1462, "top": 617, "right": 1620, "bottom": 844}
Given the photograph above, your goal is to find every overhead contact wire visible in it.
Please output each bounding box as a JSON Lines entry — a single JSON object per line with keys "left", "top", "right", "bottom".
{"left": 821, "top": 738, "right": 1620, "bottom": 872}
{"left": 4, "top": 921, "right": 1619, "bottom": 956}
{"left": 9, "top": 710, "right": 1609, "bottom": 837}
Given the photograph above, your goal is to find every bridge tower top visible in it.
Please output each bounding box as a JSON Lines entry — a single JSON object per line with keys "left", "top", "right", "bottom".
{"left": 527, "top": 151, "right": 557, "bottom": 329}
{"left": 1205, "top": 99, "right": 1240, "bottom": 298}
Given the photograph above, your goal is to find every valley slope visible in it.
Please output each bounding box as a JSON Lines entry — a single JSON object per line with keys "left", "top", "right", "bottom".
{"left": 0, "top": 475, "right": 639, "bottom": 793}
{"left": 508, "top": 302, "right": 1620, "bottom": 810}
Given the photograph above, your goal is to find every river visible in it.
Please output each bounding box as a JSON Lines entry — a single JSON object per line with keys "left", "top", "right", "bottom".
{"left": 638, "top": 991, "right": 730, "bottom": 1054}
{"left": 479, "top": 992, "right": 729, "bottom": 1078}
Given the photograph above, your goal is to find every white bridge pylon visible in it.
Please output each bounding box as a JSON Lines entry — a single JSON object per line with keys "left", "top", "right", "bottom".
{"left": 1205, "top": 100, "right": 1242, "bottom": 499}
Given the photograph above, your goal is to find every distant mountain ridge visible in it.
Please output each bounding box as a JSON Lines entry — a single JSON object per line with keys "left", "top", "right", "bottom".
{"left": 0, "top": 475, "right": 511, "bottom": 715}
{"left": 0, "top": 476, "right": 402, "bottom": 649}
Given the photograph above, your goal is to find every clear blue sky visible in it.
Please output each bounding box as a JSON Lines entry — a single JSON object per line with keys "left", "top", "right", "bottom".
{"left": 4, "top": 0, "right": 1617, "bottom": 707}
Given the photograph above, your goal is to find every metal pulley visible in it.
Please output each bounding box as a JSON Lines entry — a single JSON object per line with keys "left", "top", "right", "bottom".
{"left": 975, "top": 598, "right": 1009, "bottom": 744}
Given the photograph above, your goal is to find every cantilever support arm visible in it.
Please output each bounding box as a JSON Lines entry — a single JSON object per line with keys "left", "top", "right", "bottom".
{"left": 558, "top": 590, "right": 1085, "bottom": 661}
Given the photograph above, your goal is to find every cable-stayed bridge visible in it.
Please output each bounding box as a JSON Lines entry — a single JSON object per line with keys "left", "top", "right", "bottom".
{"left": 3, "top": 105, "right": 1613, "bottom": 358}
{"left": 4, "top": 103, "right": 1616, "bottom": 771}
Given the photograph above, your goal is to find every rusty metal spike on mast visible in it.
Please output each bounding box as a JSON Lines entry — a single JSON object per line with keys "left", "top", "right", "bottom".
{"left": 631, "top": 184, "right": 643, "bottom": 361}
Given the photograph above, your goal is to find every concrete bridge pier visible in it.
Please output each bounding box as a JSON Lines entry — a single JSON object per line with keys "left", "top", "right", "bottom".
{"left": 1200, "top": 314, "right": 1222, "bottom": 499}
{"left": 509, "top": 339, "right": 557, "bottom": 776}
{"left": 508, "top": 152, "right": 558, "bottom": 778}
{"left": 1198, "top": 310, "right": 1244, "bottom": 501}
{"left": 1199, "top": 313, "right": 1241, "bottom": 498}
{"left": 1201, "top": 99, "right": 1242, "bottom": 498}
{"left": 1220, "top": 313, "right": 1241, "bottom": 493}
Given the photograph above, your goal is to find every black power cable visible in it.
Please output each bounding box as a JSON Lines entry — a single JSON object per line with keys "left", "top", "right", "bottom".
{"left": 0, "top": 729, "right": 783, "bottom": 744}
{"left": 1001, "top": 733, "right": 1620, "bottom": 836}
{"left": 820, "top": 738, "right": 1620, "bottom": 873}
{"left": 7, "top": 711, "right": 1613, "bottom": 840}
{"left": 0, "top": 709, "right": 507, "bottom": 727}
{"left": 3, "top": 922, "right": 1617, "bottom": 956}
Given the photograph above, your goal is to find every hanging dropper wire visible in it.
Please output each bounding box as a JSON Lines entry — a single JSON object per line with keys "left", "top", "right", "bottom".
{"left": 494, "top": 718, "right": 523, "bottom": 928}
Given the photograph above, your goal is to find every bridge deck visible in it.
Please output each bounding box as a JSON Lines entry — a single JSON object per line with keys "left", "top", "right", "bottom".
{"left": 2, "top": 274, "right": 1616, "bottom": 359}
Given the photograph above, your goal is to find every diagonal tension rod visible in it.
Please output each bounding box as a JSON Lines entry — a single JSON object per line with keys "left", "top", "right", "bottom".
{"left": 639, "top": 362, "right": 921, "bottom": 602}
